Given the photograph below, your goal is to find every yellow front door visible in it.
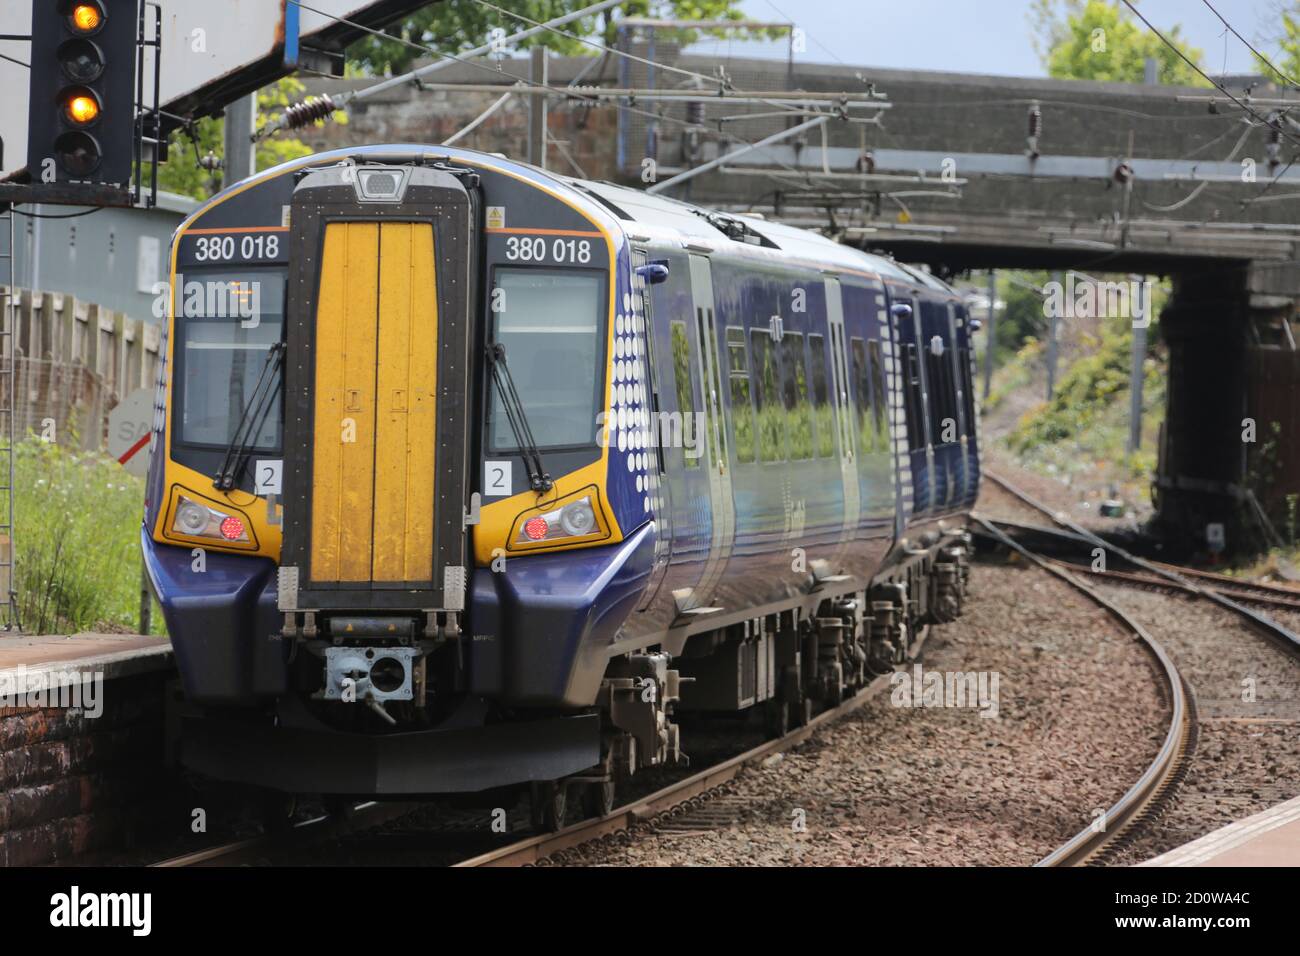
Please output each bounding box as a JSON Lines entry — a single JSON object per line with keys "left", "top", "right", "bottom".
{"left": 309, "top": 221, "right": 438, "bottom": 584}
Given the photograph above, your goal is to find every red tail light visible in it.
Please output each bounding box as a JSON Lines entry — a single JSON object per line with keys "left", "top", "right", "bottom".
{"left": 523, "top": 517, "right": 549, "bottom": 540}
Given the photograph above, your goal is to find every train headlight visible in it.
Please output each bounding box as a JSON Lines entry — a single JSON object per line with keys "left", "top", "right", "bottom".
{"left": 513, "top": 494, "right": 602, "bottom": 546}
{"left": 175, "top": 498, "right": 208, "bottom": 535}
{"left": 559, "top": 499, "right": 596, "bottom": 536}
{"left": 171, "top": 494, "right": 251, "bottom": 543}
{"left": 355, "top": 165, "right": 410, "bottom": 203}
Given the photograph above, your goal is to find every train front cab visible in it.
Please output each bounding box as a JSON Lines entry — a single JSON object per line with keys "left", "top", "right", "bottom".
{"left": 143, "top": 148, "right": 658, "bottom": 796}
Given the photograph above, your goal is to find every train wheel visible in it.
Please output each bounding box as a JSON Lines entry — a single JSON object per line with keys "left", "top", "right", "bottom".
{"left": 581, "top": 780, "right": 616, "bottom": 819}
{"left": 529, "top": 781, "right": 568, "bottom": 833}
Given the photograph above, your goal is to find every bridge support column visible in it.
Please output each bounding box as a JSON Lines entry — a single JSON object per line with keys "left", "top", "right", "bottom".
{"left": 1154, "top": 268, "right": 1248, "bottom": 553}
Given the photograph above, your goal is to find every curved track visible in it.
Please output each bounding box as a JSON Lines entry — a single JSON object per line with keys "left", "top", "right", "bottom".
{"left": 981, "top": 470, "right": 1300, "bottom": 865}
{"left": 971, "top": 514, "right": 1192, "bottom": 867}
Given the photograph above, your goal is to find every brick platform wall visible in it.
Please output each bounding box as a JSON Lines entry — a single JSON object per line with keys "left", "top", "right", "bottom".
{"left": 0, "top": 671, "right": 173, "bottom": 866}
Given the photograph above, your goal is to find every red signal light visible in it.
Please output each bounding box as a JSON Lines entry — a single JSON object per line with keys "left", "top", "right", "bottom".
{"left": 220, "top": 516, "right": 245, "bottom": 540}
{"left": 523, "top": 517, "right": 549, "bottom": 540}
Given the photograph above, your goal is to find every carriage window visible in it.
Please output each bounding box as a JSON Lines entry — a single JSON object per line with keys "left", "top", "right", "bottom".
{"left": 809, "top": 334, "right": 834, "bottom": 458}
{"left": 958, "top": 346, "right": 977, "bottom": 437}
{"left": 926, "top": 344, "right": 956, "bottom": 445}
{"left": 176, "top": 270, "right": 285, "bottom": 450}
{"left": 749, "top": 330, "right": 785, "bottom": 462}
{"left": 489, "top": 268, "right": 604, "bottom": 450}
{"left": 780, "top": 333, "right": 812, "bottom": 460}
{"left": 726, "top": 327, "right": 756, "bottom": 464}
{"left": 904, "top": 343, "right": 926, "bottom": 451}
{"left": 670, "top": 320, "right": 700, "bottom": 469}
{"left": 867, "top": 339, "right": 889, "bottom": 454}
{"left": 850, "top": 337, "right": 876, "bottom": 458}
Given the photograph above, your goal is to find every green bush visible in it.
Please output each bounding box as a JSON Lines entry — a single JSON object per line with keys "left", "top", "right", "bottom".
{"left": 12, "top": 439, "right": 157, "bottom": 635}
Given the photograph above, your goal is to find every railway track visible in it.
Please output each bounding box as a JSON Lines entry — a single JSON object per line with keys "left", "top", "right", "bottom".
{"left": 454, "top": 638, "right": 927, "bottom": 867}
{"left": 153, "top": 633, "right": 929, "bottom": 869}
{"left": 980, "top": 470, "right": 1300, "bottom": 865}
{"left": 151, "top": 800, "right": 426, "bottom": 867}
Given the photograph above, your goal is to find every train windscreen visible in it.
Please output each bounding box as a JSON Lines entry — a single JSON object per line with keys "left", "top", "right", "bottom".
{"left": 174, "top": 268, "right": 285, "bottom": 451}
{"left": 488, "top": 268, "right": 604, "bottom": 451}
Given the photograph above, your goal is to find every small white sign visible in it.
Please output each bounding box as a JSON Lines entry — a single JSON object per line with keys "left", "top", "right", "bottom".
{"left": 136, "top": 236, "right": 161, "bottom": 294}
{"left": 486, "top": 206, "right": 506, "bottom": 230}
{"left": 255, "top": 459, "right": 283, "bottom": 495}
{"left": 1206, "top": 522, "right": 1226, "bottom": 552}
{"left": 107, "top": 388, "right": 156, "bottom": 478}
{"left": 484, "top": 460, "right": 512, "bottom": 497}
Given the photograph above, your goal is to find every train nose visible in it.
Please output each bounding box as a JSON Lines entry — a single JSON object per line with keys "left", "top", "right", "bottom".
{"left": 276, "top": 162, "right": 477, "bottom": 636}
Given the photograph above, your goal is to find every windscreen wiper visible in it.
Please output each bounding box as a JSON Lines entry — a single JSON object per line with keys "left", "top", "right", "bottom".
{"left": 213, "top": 341, "right": 285, "bottom": 491}
{"left": 487, "top": 342, "right": 553, "bottom": 493}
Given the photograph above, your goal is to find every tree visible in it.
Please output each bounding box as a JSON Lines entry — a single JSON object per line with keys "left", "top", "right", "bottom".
{"left": 157, "top": 77, "right": 339, "bottom": 200}
{"left": 346, "top": 0, "right": 754, "bottom": 76}
{"left": 1256, "top": 4, "right": 1300, "bottom": 86}
{"left": 1029, "top": 0, "right": 1208, "bottom": 85}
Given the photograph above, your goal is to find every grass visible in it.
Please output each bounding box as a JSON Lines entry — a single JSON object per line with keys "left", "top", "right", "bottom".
{"left": 12, "top": 438, "right": 163, "bottom": 635}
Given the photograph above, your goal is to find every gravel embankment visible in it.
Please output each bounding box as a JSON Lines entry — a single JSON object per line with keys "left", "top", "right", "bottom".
{"left": 554, "top": 561, "right": 1167, "bottom": 866}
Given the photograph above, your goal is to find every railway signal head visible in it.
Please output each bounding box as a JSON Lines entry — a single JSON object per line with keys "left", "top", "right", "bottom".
{"left": 26, "top": 0, "right": 138, "bottom": 188}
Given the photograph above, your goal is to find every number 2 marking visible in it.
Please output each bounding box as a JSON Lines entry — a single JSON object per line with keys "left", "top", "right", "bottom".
{"left": 484, "top": 461, "right": 512, "bottom": 497}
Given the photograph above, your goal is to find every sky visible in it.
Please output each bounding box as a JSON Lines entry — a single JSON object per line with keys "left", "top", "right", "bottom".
{"left": 683, "top": 0, "right": 1283, "bottom": 78}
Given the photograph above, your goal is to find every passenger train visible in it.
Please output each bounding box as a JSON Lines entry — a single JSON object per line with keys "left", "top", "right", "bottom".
{"left": 142, "top": 145, "right": 980, "bottom": 828}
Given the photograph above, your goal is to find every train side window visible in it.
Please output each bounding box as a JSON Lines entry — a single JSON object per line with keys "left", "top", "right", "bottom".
{"left": 867, "top": 339, "right": 888, "bottom": 454}
{"left": 849, "top": 337, "right": 874, "bottom": 456}
{"left": 749, "top": 329, "right": 785, "bottom": 462}
{"left": 725, "top": 326, "right": 756, "bottom": 464}
{"left": 781, "top": 332, "right": 812, "bottom": 460}
{"left": 809, "top": 333, "right": 834, "bottom": 458}
{"left": 904, "top": 342, "right": 926, "bottom": 452}
{"left": 926, "top": 343, "right": 955, "bottom": 445}
{"left": 670, "top": 320, "right": 700, "bottom": 469}
{"left": 958, "top": 346, "right": 976, "bottom": 437}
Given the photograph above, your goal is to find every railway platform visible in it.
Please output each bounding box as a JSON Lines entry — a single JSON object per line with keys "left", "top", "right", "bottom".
{"left": 1141, "top": 794, "right": 1300, "bottom": 867}
{"left": 0, "top": 632, "right": 174, "bottom": 866}
{"left": 0, "top": 631, "right": 171, "bottom": 678}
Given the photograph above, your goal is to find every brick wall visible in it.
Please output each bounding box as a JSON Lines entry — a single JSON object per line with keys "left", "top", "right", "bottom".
{"left": 0, "top": 670, "right": 172, "bottom": 866}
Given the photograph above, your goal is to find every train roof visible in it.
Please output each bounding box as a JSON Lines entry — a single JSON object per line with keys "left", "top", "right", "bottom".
{"left": 197, "top": 144, "right": 953, "bottom": 296}
{"left": 567, "top": 177, "right": 926, "bottom": 287}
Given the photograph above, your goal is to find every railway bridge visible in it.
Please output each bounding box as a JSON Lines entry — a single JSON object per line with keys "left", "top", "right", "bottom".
{"left": 299, "top": 40, "right": 1300, "bottom": 552}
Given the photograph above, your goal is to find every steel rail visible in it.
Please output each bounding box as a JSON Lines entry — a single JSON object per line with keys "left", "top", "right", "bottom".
{"left": 455, "top": 631, "right": 932, "bottom": 868}
{"left": 981, "top": 516, "right": 1300, "bottom": 611}
{"left": 983, "top": 471, "right": 1300, "bottom": 660}
{"left": 151, "top": 800, "right": 423, "bottom": 867}
{"left": 982, "top": 469, "right": 1300, "bottom": 864}
{"left": 970, "top": 513, "right": 1193, "bottom": 867}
